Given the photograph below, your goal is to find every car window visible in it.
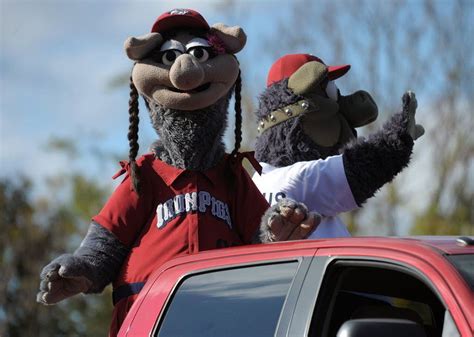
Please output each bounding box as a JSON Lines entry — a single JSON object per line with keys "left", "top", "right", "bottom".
{"left": 155, "top": 261, "right": 299, "bottom": 337}
{"left": 446, "top": 254, "right": 474, "bottom": 290}
{"left": 309, "top": 263, "right": 450, "bottom": 337}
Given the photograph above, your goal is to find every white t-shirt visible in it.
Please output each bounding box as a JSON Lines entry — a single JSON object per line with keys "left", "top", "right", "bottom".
{"left": 252, "top": 154, "right": 358, "bottom": 239}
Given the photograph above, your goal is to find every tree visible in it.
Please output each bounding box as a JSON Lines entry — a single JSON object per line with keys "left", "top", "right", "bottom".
{"left": 0, "top": 157, "right": 114, "bottom": 336}
{"left": 411, "top": 0, "right": 474, "bottom": 235}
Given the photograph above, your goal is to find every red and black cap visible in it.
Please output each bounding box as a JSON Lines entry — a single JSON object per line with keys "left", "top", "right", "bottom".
{"left": 151, "top": 8, "right": 210, "bottom": 34}
{"left": 266, "top": 53, "right": 351, "bottom": 87}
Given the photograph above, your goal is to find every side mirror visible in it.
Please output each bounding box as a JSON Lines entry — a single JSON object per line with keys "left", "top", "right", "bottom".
{"left": 336, "top": 318, "right": 426, "bottom": 337}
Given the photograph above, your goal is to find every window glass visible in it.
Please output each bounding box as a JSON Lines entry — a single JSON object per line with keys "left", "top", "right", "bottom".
{"left": 441, "top": 310, "right": 460, "bottom": 337}
{"left": 309, "top": 264, "right": 446, "bottom": 337}
{"left": 156, "top": 261, "right": 298, "bottom": 337}
{"left": 446, "top": 254, "right": 474, "bottom": 290}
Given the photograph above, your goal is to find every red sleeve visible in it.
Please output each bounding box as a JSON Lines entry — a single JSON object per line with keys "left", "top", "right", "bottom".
{"left": 232, "top": 165, "right": 270, "bottom": 244}
{"left": 92, "top": 158, "right": 154, "bottom": 247}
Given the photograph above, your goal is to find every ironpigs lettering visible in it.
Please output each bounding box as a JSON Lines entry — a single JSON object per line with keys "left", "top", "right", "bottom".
{"left": 156, "top": 191, "right": 232, "bottom": 229}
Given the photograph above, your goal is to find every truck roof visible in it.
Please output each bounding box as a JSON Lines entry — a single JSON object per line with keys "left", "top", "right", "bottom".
{"left": 398, "top": 236, "right": 474, "bottom": 254}
{"left": 148, "top": 236, "right": 474, "bottom": 270}
{"left": 158, "top": 236, "right": 474, "bottom": 270}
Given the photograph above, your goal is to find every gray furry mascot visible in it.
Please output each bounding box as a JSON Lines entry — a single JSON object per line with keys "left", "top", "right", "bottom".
{"left": 253, "top": 53, "right": 424, "bottom": 239}
{"left": 37, "top": 11, "right": 318, "bottom": 336}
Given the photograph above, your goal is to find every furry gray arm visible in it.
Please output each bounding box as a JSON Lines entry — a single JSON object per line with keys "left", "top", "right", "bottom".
{"left": 342, "top": 91, "right": 424, "bottom": 206}
{"left": 37, "top": 221, "right": 129, "bottom": 305}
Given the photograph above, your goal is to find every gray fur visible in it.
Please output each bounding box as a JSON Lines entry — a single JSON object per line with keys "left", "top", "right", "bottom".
{"left": 144, "top": 84, "right": 315, "bottom": 244}
{"left": 38, "top": 221, "right": 129, "bottom": 296}
{"left": 255, "top": 79, "right": 347, "bottom": 167}
{"left": 343, "top": 107, "right": 414, "bottom": 206}
{"left": 257, "top": 79, "right": 302, "bottom": 118}
{"left": 147, "top": 93, "right": 231, "bottom": 171}
{"left": 255, "top": 81, "right": 415, "bottom": 207}
{"left": 255, "top": 118, "right": 344, "bottom": 167}
{"left": 75, "top": 221, "right": 130, "bottom": 293}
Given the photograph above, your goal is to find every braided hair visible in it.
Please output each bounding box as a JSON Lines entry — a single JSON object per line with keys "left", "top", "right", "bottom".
{"left": 128, "top": 74, "right": 141, "bottom": 194}
{"left": 128, "top": 65, "right": 242, "bottom": 192}
{"left": 230, "top": 70, "right": 242, "bottom": 157}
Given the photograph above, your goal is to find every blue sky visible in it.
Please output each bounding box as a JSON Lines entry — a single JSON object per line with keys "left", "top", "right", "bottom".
{"left": 1, "top": 2, "right": 213, "bottom": 184}
{"left": 0, "top": 0, "right": 296, "bottom": 188}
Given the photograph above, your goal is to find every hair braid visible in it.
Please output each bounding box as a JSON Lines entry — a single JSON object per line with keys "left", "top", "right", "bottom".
{"left": 231, "top": 70, "right": 242, "bottom": 157}
{"left": 128, "top": 74, "right": 140, "bottom": 194}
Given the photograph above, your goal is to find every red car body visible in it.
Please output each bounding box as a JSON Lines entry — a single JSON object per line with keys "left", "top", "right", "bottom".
{"left": 118, "top": 237, "right": 473, "bottom": 337}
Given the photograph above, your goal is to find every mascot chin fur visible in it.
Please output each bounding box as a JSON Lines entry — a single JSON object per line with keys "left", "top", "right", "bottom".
{"left": 253, "top": 53, "right": 424, "bottom": 239}
{"left": 37, "top": 11, "right": 319, "bottom": 336}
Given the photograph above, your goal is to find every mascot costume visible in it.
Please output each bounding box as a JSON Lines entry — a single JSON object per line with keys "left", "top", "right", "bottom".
{"left": 254, "top": 53, "right": 424, "bottom": 240}
{"left": 37, "top": 11, "right": 318, "bottom": 336}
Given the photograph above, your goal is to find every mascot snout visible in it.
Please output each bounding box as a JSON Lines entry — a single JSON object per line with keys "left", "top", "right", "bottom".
{"left": 169, "top": 54, "right": 205, "bottom": 90}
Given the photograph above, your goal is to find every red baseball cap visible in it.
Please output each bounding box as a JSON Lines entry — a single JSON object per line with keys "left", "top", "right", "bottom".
{"left": 266, "top": 54, "right": 351, "bottom": 87}
{"left": 151, "top": 9, "right": 210, "bottom": 33}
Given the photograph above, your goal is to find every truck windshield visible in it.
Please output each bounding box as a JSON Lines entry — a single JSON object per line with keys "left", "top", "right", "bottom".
{"left": 447, "top": 254, "right": 474, "bottom": 290}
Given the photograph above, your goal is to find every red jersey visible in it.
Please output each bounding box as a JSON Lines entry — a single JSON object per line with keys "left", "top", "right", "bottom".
{"left": 92, "top": 153, "right": 269, "bottom": 335}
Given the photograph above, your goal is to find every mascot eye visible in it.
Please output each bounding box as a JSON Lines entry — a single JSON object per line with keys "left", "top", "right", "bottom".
{"left": 188, "top": 47, "right": 211, "bottom": 62}
{"left": 161, "top": 50, "right": 182, "bottom": 65}
{"left": 325, "top": 80, "right": 339, "bottom": 101}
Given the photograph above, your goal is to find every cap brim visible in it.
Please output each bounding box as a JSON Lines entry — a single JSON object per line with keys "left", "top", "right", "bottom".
{"left": 327, "top": 64, "right": 351, "bottom": 80}
{"left": 152, "top": 16, "right": 210, "bottom": 33}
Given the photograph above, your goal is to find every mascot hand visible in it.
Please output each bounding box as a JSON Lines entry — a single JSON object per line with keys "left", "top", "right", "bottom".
{"left": 37, "top": 254, "right": 93, "bottom": 305}
{"left": 259, "top": 198, "right": 321, "bottom": 242}
{"left": 402, "top": 91, "right": 425, "bottom": 140}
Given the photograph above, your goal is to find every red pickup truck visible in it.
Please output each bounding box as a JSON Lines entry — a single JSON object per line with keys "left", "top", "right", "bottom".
{"left": 118, "top": 236, "right": 473, "bottom": 337}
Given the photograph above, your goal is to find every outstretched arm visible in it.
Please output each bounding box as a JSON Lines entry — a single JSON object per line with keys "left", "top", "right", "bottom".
{"left": 37, "top": 222, "right": 129, "bottom": 305}
{"left": 343, "top": 91, "right": 424, "bottom": 206}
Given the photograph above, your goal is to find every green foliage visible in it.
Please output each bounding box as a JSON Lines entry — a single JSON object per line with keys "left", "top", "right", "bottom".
{"left": 0, "top": 177, "right": 113, "bottom": 337}
{"left": 71, "top": 175, "right": 109, "bottom": 222}
{"left": 412, "top": 206, "right": 474, "bottom": 236}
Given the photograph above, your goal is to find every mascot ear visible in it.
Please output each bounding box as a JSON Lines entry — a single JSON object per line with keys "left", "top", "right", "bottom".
{"left": 210, "top": 23, "right": 247, "bottom": 54}
{"left": 124, "top": 33, "right": 163, "bottom": 61}
{"left": 288, "top": 61, "right": 328, "bottom": 95}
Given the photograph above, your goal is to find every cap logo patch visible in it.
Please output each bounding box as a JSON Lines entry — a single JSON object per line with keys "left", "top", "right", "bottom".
{"left": 169, "top": 9, "right": 189, "bottom": 15}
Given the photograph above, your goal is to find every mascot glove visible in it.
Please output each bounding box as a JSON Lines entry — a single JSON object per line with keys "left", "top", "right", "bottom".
{"left": 260, "top": 198, "right": 321, "bottom": 242}
{"left": 403, "top": 91, "right": 425, "bottom": 140}
{"left": 37, "top": 253, "right": 93, "bottom": 305}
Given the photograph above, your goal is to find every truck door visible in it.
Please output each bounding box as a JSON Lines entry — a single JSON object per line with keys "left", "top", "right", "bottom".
{"left": 287, "top": 258, "right": 460, "bottom": 337}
